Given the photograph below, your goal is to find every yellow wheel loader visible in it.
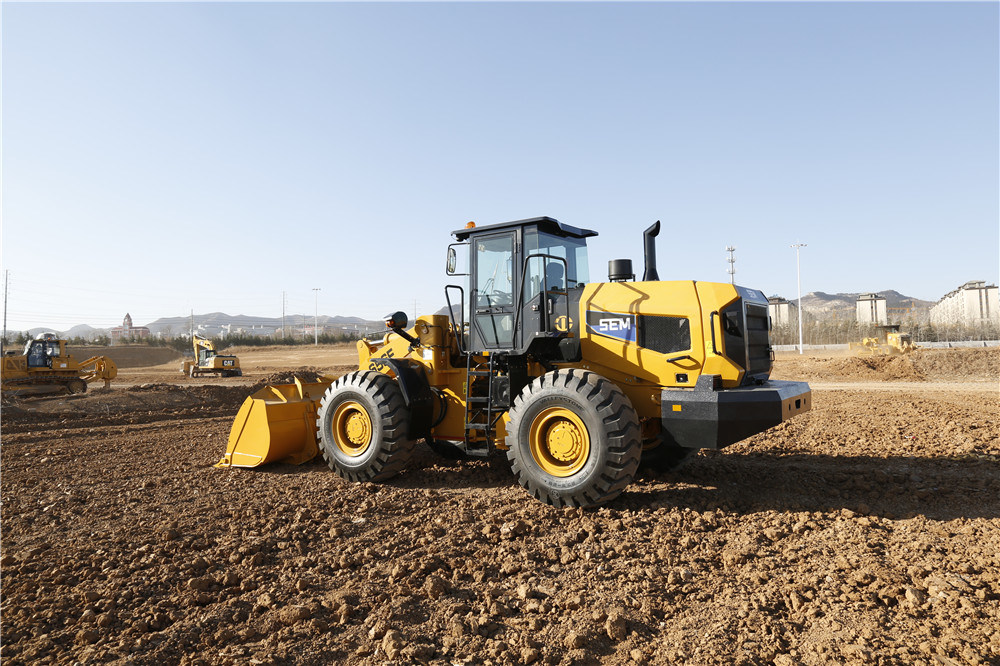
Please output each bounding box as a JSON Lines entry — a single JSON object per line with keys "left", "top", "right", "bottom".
{"left": 181, "top": 335, "right": 242, "bottom": 378}
{"left": 1, "top": 334, "right": 117, "bottom": 397}
{"left": 218, "top": 217, "right": 812, "bottom": 507}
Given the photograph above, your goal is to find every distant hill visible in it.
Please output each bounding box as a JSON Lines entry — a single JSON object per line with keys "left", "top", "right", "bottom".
{"left": 797, "top": 290, "right": 932, "bottom": 313}
{"left": 770, "top": 290, "right": 934, "bottom": 323}
{"left": 64, "top": 324, "right": 101, "bottom": 338}
{"left": 143, "top": 312, "right": 381, "bottom": 337}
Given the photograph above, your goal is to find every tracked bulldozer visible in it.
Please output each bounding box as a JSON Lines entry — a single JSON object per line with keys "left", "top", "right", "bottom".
{"left": 1, "top": 334, "right": 118, "bottom": 396}
{"left": 218, "top": 217, "right": 811, "bottom": 507}
{"left": 850, "top": 324, "right": 918, "bottom": 356}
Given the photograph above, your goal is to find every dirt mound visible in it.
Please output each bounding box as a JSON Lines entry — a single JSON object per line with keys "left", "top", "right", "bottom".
{"left": 246, "top": 367, "right": 340, "bottom": 393}
{"left": 772, "top": 347, "right": 999, "bottom": 383}
{"left": 0, "top": 384, "right": 250, "bottom": 434}
{"left": 836, "top": 354, "right": 926, "bottom": 381}
{"left": 912, "top": 347, "right": 1000, "bottom": 381}
{"left": 773, "top": 354, "right": 925, "bottom": 382}
{"left": 73, "top": 345, "right": 182, "bottom": 369}
{"left": 226, "top": 343, "right": 356, "bottom": 355}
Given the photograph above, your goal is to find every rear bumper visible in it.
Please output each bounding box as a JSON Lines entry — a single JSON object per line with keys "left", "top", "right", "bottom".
{"left": 660, "top": 376, "right": 811, "bottom": 450}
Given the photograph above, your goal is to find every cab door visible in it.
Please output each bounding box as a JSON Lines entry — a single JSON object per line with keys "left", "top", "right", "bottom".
{"left": 469, "top": 231, "right": 518, "bottom": 351}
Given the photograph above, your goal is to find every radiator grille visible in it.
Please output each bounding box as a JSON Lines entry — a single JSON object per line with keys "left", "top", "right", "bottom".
{"left": 744, "top": 302, "right": 772, "bottom": 378}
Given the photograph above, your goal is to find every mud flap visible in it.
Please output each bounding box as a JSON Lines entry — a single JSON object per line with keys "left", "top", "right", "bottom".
{"left": 368, "top": 358, "right": 435, "bottom": 441}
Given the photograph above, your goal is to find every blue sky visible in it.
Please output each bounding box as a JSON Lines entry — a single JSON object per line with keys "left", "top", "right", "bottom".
{"left": 2, "top": 1, "right": 997, "bottom": 331}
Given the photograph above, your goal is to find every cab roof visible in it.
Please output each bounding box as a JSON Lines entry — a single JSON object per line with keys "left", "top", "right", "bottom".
{"left": 452, "top": 216, "right": 598, "bottom": 241}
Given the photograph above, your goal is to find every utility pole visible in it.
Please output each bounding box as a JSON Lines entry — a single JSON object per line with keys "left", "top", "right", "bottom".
{"left": 725, "top": 246, "right": 736, "bottom": 284}
{"left": 281, "top": 291, "right": 286, "bottom": 338}
{"left": 791, "top": 243, "right": 807, "bottom": 354}
{"left": 2, "top": 270, "right": 9, "bottom": 347}
{"left": 313, "top": 288, "right": 321, "bottom": 345}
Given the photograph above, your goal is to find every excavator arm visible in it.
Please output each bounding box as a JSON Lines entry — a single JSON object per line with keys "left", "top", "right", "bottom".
{"left": 193, "top": 335, "right": 216, "bottom": 353}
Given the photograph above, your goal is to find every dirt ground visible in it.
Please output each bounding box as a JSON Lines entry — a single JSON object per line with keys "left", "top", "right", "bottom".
{"left": 2, "top": 346, "right": 998, "bottom": 665}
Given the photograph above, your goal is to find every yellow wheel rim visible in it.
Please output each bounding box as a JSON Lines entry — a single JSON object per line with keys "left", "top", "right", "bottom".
{"left": 529, "top": 407, "right": 590, "bottom": 477}
{"left": 331, "top": 400, "right": 372, "bottom": 457}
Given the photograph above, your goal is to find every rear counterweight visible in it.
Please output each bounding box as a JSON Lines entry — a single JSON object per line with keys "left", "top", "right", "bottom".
{"left": 660, "top": 375, "right": 811, "bottom": 450}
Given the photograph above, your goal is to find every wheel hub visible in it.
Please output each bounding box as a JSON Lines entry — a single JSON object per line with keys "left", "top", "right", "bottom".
{"left": 546, "top": 422, "right": 584, "bottom": 462}
{"left": 332, "top": 401, "right": 372, "bottom": 456}
{"left": 529, "top": 407, "right": 590, "bottom": 477}
{"left": 344, "top": 412, "right": 369, "bottom": 444}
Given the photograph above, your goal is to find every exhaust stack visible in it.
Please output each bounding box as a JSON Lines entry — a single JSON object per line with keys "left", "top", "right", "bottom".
{"left": 643, "top": 220, "right": 660, "bottom": 281}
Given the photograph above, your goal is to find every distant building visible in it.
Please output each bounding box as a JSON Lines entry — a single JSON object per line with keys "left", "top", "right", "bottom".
{"left": 856, "top": 294, "right": 887, "bottom": 325}
{"left": 767, "top": 297, "right": 798, "bottom": 328}
{"left": 303, "top": 325, "right": 329, "bottom": 337}
{"left": 930, "top": 281, "right": 999, "bottom": 325}
{"left": 110, "top": 313, "right": 150, "bottom": 344}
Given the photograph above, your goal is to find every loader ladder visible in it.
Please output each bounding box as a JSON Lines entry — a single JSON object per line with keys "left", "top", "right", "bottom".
{"left": 463, "top": 353, "right": 502, "bottom": 457}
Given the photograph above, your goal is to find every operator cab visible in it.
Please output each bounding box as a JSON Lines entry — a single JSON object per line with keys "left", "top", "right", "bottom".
{"left": 447, "top": 217, "right": 595, "bottom": 355}
{"left": 25, "top": 337, "right": 62, "bottom": 368}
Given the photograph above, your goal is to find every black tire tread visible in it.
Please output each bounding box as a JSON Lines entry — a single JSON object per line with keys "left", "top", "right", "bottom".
{"left": 506, "top": 369, "right": 641, "bottom": 508}
{"left": 316, "top": 371, "right": 415, "bottom": 483}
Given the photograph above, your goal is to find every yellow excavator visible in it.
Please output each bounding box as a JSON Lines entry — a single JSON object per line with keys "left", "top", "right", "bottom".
{"left": 217, "top": 217, "right": 812, "bottom": 507}
{"left": 1, "top": 333, "right": 117, "bottom": 396}
{"left": 181, "top": 335, "right": 242, "bottom": 378}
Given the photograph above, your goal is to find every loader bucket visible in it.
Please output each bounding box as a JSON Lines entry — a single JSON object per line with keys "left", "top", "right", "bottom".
{"left": 216, "top": 377, "right": 333, "bottom": 468}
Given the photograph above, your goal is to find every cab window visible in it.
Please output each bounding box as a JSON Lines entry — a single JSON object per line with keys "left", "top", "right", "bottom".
{"left": 475, "top": 235, "right": 514, "bottom": 308}
{"left": 523, "top": 230, "right": 590, "bottom": 302}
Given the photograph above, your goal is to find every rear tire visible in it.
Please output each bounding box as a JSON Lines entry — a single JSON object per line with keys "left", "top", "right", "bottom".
{"left": 506, "top": 369, "right": 641, "bottom": 508}
{"left": 316, "top": 371, "right": 415, "bottom": 482}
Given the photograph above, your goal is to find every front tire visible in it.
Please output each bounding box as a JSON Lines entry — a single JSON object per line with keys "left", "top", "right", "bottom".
{"left": 506, "top": 370, "right": 641, "bottom": 508}
{"left": 316, "top": 371, "right": 415, "bottom": 482}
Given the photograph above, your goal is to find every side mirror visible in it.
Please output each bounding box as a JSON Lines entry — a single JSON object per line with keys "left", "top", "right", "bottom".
{"left": 445, "top": 242, "right": 469, "bottom": 275}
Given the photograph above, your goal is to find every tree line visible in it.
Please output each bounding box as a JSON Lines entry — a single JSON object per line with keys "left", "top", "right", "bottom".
{"left": 1, "top": 330, "right": 364, "bottom": 351}
{"left": 770, "top": 319, "right": 1000, "bottom": 345}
